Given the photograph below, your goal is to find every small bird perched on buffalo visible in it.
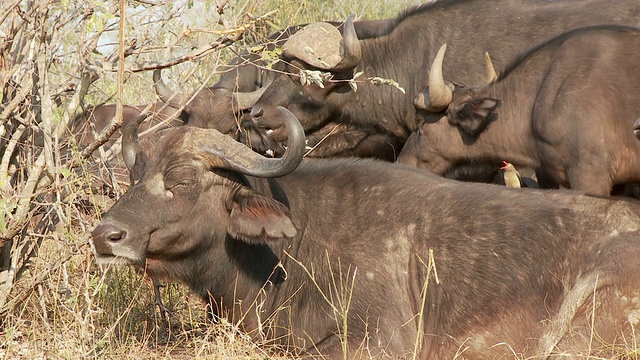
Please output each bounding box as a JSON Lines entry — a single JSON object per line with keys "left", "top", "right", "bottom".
{"left": 500, "top": 161, "right": 521, "bottom": 188}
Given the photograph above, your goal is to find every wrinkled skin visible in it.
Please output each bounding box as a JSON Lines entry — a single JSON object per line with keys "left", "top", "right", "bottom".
{"left": 93, "top": 111, "right": 640, "bottom": 358}
{"left": 398, "top": 25, "right": 640, "bottom": 197}
{"left": 251, "top": 0, "right": 640, "bottom": 170}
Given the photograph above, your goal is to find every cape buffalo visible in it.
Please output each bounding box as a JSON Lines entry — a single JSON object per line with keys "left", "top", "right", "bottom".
{"left": 93, "top": 107, "right": 640, "bottom": 358}
{"left": 249, "top": 0, "right": 640, "bottom": 164}
{"left": 153, "top": 19, "right": 398, "bottom": 159}
{"left": 398, "top": 25, "right": 640, "bottom": 197}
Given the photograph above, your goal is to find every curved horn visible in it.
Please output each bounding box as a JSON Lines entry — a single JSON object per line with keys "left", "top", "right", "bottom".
{"left": 122, "top": 111, "right": 152, "bottom": 171}
{"left": 153, "top": 69, "right": 187, "bottom": 109}
{"left": 200, "top": 106, "right": 305, "bottom": 178}
{"left": 232, "top": 80, "right": 272, "bottom": 110}
{"left": 332, "top": 14, "right": 363, "bottom": 72}
{"left": 484, "top": 52, "right": 498, "bottom": 83}
{"left": 427, "top": 44, "right": 453, "bottom": 112}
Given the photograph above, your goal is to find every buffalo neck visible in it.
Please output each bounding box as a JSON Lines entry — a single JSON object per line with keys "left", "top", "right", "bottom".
{"left": 334, "top": 0, "right": 640, "bottom": 142}
{"left": 460, "top": 37, "right": 564, "bottom": 167}
{"left": 331, "top": 0, "right": 544, "bottom": 141}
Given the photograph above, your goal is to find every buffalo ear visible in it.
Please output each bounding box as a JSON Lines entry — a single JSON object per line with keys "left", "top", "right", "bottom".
{"left": 226, "top": 188, "right": 297, "bottom": 244}
{"left": 449, "top": 98, "right": 501, "bottom": 136}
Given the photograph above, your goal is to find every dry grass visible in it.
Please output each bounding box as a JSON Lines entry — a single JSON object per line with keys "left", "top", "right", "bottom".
{"left": 0, "top": 235, "right": 297, "bottom": 359}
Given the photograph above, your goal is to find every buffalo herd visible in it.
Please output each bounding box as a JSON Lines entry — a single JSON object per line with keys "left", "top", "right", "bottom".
{"left": 91, "top": 0, "right": 640, "bottom": 358}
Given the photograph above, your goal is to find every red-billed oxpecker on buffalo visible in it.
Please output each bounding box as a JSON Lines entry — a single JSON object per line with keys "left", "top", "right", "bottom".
{"left": 92, "top": 106, "right": 640, "bottom": 358}
{"left": 248, "top": 0, "right": 640, "bottom": 170}
{"left": 398, "top": 25, "right": 640, "bottom": 197}
{"left": 500, "top": 161, "right": 521, "bottom": 189}
{"left": 152, "top": 18, "right": 401, "bottom": 160}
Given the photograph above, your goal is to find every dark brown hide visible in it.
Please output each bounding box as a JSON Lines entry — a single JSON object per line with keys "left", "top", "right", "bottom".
{"left": 398, "top": 25, "right": 640, "bottom": 197}
{"left": 250, "top": 0, "right": 640, "bottom": 171}
{"left": 93, "top": 123, "right": 640, "bottom": 358}
{"left": 155, "top": 19, "right": 396, "bottom": 160}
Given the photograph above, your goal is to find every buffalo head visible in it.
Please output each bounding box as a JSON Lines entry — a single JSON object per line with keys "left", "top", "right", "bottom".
{"left": 411, "top": 44, "right": 502, "bottom": 138}
{"left": 398, "top": 45, "right": 503, "bottom": 179}
{"left": 250, "top": 15, "right": 362, "bottom": 140}
{"left": 92, "top": 107, "right": 305, "bottom": 270}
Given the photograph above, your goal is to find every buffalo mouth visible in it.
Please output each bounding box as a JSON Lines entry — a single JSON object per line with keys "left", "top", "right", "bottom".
{"left": 94, "top": 254, "right": 139, "bottom": 267}
{"left": 265, "top": 125, "right": 289, "bottom": 142}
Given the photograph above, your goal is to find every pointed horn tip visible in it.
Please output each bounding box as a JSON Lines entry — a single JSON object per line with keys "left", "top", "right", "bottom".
{"left": 484, "top": 52, "right": 498, "bottom": 82}
{"left": 427, "top": 43, "right": 452, "bottom": 111}
{"left": 275, "top": 105, "right": 306, "bottom": 158}
{"left": 124, "top": 111, "right": 153, "bottom": 130}
{"left": 276, "top": 106, "right": 304, "bottom": 141}
{"left": 437, "top": 44, "right": 447, "bottom": 56}
{"left": 334, "top": 13, "right": 362, "bottom": 72}
{"left": 152, "top": 69, "right": 164, "bottom": 86}
{"left": 122, "top": 111, "right": 152, "bottom": 171}
{"left": 233, "top": 85, "right": 269, "bottom": 111}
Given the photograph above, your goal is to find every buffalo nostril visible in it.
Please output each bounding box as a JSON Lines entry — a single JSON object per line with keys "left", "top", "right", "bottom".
{"left": 92, "top": 223, "right": 128, "bottom": 256}
{"left": 251, "top": 106, "right": 264, "bottom": 120}
{"left": 106, "top": 229, "right": 127, "bottom": 242}
{"left": 92, "top": 223, "right": 127, "bottom": 243}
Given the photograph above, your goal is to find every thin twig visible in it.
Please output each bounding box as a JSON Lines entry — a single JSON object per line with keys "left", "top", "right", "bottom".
{"left": 89, "top": 11, "right": 277, "bottom": 73}
{"left": 0, "top": 240, "right": 80, "bottom": 317}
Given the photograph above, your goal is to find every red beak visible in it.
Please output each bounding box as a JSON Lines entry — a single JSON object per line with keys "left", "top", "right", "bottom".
{"left": 500, "top": 160, "right": 509, "bottom": 170}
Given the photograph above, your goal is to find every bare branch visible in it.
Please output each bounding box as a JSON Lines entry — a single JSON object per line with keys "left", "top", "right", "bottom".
{"left": 0, "top": 0, "right": 21, "bottom": 27}
{"left": 0, "top": 239, "right": 79, "bottom": 317}
{"left": 0, "top": 69, "right": 34, "bottom": 122}
{"left": 91, "top": 11, "right": 277, "bottom": 73}
{"left": 0, "top": 150, "right": 46, "bottom": 247}
{"left": 116, "top": 0, "right": 126, "bottom": 153}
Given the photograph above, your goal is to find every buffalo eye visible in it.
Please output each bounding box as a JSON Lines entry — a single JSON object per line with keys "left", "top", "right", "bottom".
{"left": 163, "top": 166, "right": 198, "bottom": 195}
{"left": 164, "top": 178, "right": 196, "bottom": 197}
{"left": 175, "top": 180, "right": 194, "bottom": 188}
{"left": 170, "top": 180, "right": 194, "bottom": 192}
